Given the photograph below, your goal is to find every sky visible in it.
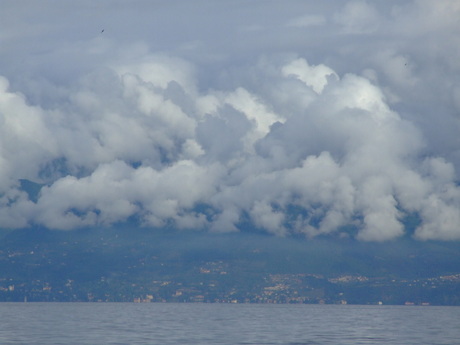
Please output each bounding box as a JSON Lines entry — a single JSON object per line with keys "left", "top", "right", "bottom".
{"left": 0, "top": 0, "right": 459, "bottom": 242}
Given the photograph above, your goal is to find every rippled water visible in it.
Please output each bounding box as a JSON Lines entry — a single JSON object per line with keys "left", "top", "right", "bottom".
{"left": 0, "top": 303, "right": 459, "bottom": 344}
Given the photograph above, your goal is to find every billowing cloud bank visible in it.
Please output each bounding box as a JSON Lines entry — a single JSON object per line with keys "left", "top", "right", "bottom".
{"left": 0, "top": 0, "right": 459, "bottom": 241}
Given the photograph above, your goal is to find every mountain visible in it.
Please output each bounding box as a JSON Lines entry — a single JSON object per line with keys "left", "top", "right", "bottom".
{"left": 1, "top": 227, "right": 460, "bottom": 305}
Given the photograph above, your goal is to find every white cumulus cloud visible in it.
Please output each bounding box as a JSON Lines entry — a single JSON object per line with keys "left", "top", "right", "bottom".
{"left": 0, "top": 1, "right": 459, "bottom": 242}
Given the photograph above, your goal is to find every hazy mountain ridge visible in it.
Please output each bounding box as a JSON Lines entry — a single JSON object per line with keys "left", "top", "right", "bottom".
{"left": 1, "top": 228, "right": 459, "bottom": 304}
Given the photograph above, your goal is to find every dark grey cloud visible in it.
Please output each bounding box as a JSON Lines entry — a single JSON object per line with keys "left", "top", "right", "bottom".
{"left": 0, "top": 1, "right": 459, "bottom": 241}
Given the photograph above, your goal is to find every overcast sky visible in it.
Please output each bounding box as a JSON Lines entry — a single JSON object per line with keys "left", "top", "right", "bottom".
{"left": 1, "top": 0, "right": 459, "bottom": 241}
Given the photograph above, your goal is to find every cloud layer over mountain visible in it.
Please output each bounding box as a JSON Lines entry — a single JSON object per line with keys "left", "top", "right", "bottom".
{"left": 1, "top": 0, "right": 459, "bottom": 241}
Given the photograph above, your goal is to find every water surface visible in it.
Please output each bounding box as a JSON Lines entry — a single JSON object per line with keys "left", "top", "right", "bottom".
{"left": 0, "top": 303, "right": 459, "bottom": 344}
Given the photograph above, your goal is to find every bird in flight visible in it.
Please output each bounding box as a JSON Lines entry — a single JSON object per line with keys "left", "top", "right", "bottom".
{"left": 101, "top": 29, "right": 104, "bottom": 33}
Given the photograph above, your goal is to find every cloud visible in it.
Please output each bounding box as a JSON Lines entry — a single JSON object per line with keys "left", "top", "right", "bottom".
{"left": 282, "top": 59, "right": 338, "bottom": 94}
{"left": 286, "top": 15, "right": 326, "bottom": 28}
{"left": 0, "top": 1, "right": 459, "bottom": 241}
{"left": 333, "top": 0, "right": 381, "bottom": 34}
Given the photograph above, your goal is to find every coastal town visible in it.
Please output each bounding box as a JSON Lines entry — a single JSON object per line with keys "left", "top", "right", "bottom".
{"left": 2, "top": 247, "right": 460, "bottom": 305}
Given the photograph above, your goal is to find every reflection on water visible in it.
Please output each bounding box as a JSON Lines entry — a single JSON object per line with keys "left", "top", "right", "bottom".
{"left": 0, "top": 303, "right": 459, "bottom": 345}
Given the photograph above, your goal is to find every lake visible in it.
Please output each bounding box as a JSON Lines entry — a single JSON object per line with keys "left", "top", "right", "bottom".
{"left": 0, "top": 303, "right": 459, "bottom": 344}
